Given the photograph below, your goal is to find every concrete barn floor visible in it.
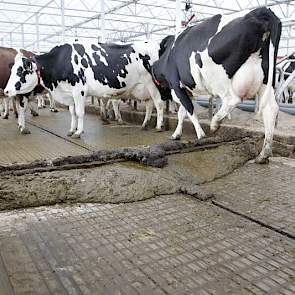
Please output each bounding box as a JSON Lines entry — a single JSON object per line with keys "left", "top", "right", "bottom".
{"left": 0, "top": 105, "right": 295, "bottom": 294}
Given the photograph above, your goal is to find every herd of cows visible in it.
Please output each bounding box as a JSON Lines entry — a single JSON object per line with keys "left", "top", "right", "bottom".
{"left": 0, "top": 7, "right": 285, "bottom": 164}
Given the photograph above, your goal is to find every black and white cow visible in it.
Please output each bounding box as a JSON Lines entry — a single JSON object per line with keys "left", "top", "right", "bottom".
{"left": 4, "top": 41, "right": 166, "bottom": 137}
{"left": 99, "top": 84, "right": 159, "bottom": 127}
{"left": 283, "top": 54, "right": 295, "bottom": 103}
{"left": 152, "top": 7, "right": 281, "bottom": 163}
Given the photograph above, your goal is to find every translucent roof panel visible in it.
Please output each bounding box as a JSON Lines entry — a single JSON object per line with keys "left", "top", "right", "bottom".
{"left": 0, "top": 0, "right": 294, "bottom": 56}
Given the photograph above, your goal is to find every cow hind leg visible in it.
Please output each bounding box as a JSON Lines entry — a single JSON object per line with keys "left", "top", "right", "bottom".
{"left": 145, "top": 83, "right": 164, "bottom": 131}
{"left": 172, "top": 88, "right": 205, "bottom": 140}
{"left": 210, "top": 95, "right": 241, "bottom": 132}
{"left": 99, "top": 98, "right": 110, "bottom": 124}
{"left": 255, "top": 86, "right": 279, "bottom": 164}
{"left": 72, "top": 93, "right": 85, "bottom": 138}
{"left": 67, "top": 104, "right": 78, "bottom": 136}
{"left": 171, "top": 105, "right": 187, "bottom": 140}
{"left": 141, "top": 99, "right": 154, "bottom": 130}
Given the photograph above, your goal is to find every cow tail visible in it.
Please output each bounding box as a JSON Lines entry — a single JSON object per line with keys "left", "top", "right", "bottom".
{"left": 258, "top": 13, "right": 281, "bottom": 115}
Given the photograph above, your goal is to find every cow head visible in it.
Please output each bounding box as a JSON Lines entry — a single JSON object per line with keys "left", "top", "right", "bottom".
{"left": 4, "top": 54, "right": 38, "bottom": 97}
{"left": 159, "top": 35, "right": 174, "bottom": 57}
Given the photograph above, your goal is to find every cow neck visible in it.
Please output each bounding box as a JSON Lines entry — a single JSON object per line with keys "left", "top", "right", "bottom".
{"left": 151, "top": 67, "right": 161, "bottom": 87}
{"left": 34, "top": 57, "right": 42, "bottom": 86}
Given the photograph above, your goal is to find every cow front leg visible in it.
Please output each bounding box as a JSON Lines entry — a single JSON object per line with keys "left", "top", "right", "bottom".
{"left": 141, "top": 99, "right": 154, "bottom": 130}
{"left": 67, "top": 104, "right": 77, "bottom": 136}
{"left": 112, "top": 100, "right": 124, "bottom": 124}
{"left": 12, "top": 97, "right": 18, "bottom": 118}
{"left": 255, "top": 86, "right": 278, "bottom": 164}
{"left": 210, "top": 95, "right": 240, "bottom": 132}
{"left": 48, "top": 93, "right": 58, "bottom": 112}
{"left": 2, "top": 97, "right": 9, "bottom": 119}
{"left": 100, "top": 98, "right": 110, "bottom": 124}
{"left": 17, "top": 96, "right": 30, "bottom": 134}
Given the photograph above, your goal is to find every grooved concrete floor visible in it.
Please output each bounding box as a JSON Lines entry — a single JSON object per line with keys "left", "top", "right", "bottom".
{"left": 0, "top": 195, "right": 295, "bottom": 295}
{"left": 0, "top": 114, "right": 88, "bottom": 165}
{"left": 201, "top": 158, "right": 295, "bottom": 238}
{"left": 1, "top": 106, "right": 295, "bottom": 294}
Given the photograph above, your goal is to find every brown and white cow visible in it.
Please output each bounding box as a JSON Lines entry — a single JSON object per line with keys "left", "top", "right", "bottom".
{"left": 0, "top": 47, "right": 57, "bottom": 133}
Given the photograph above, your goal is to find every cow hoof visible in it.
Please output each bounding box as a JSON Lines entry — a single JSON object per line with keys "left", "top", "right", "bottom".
{"left": 15, "top": 113, "right": 18, "bottom": 119}
{"left": 20, "top": 128, "right": 31, "bottom": 135}
{"left": 2, "top": 115, "right": 8, "bottom": 119}
{"left": 255, "top": 155, "right": 269, "bottom": 164}
{"left": 197, "top": 130, "right": 206, "bottom": 140}
{"left": 156, "top": 127, "right": 164, "bottom": 132}
{"left": 141, "top": 125, "right": 149, "bottom": 130}
{"left": 31, "top": 111, "right": 39, "bottom": 117}
{"left": 117, "top": 120, "right": 125, "bottom": 125}
{"left": 102, "top": 120, "right": 110, "bottom": 125}
{"left": 171, "top": 134, "right": 181, "bottom": 140}
{"left": 71, "top": 133, "right": 81, "bottom": 139}
{"left": 210, "top": 123, "right": 220, "bottom": 133}
{"left": 51, "top": 108, "right": 59, "bottom": 113}
{"left": 67, "top": 131, "right": 75, "bottom": 137}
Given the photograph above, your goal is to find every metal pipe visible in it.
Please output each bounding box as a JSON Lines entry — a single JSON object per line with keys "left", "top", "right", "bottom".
{"left": 60, "top": 0, "right": 65, "bottom": 43}
{"left": 36, "top": 13, "right": 40, "bottom": 53}
{"left": 100, "top": 0, "right": 105, "bottom": 42}
{"left": 21, "top": 24, "right": 24, "bottom": 48}
{"left": 175, "top": 0, "right": 182, "bottom": 33}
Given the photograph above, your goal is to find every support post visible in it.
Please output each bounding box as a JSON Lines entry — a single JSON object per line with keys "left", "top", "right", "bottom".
{"left": 36, "top": 13, "right": 40, "bottom": 53}
{"left": 60, "top": 0, "right": 65, "bottom": 43}
{"left": 21, "top": 24, "right": 25, "bottom": 48}
{"left": 175, "top": 0, "right": 182, "bottom": 33}
{"left": 9, "top": 32, "right": 12, "bottom": 47}
{"left": 100, "top": 0, "right": 105, "bottom": 42}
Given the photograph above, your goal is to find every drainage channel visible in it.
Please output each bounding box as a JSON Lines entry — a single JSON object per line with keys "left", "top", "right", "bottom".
{"left": 27, "top": 120, "right": 95, "bottom": 152}
{"left": 212, "top": 200, "right": 295, "bottom": 240}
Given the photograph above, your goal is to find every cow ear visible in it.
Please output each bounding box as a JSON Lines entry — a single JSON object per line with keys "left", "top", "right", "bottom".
{"left": 20, "top": 49, "right": 34, "bottom": 59}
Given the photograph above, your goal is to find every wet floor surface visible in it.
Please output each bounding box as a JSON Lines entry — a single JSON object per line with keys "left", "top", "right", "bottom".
{"left": 28, "top": 109, "right": 186, "bottom": 151}
{"left": 0, "top": 108, "right": 194, "bottom": 165}
{"left": 1, "top": 106, "right": 295, "bottom": 294}
{"left": 0, "top": 115, "right": 88, "bottom": 165}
